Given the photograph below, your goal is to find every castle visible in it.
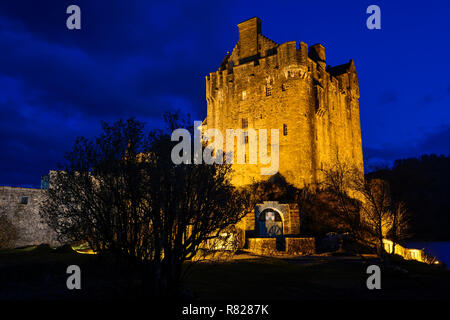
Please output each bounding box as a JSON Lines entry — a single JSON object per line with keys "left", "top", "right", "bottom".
{"left": 202, "top": 17, "right": 365, "bottom": 252}
{"left": 204, "top": 17, "right": 363, "bottom": 189}
{"left": 0, "top": 17, "right": 364, "bottom": 254}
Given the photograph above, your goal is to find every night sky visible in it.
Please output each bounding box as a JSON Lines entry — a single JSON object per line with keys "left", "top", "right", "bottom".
{"left": 0, "top": 0, "right": 449, "bottom": 187}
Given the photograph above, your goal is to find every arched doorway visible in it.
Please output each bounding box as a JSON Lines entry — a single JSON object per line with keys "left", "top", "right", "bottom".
{"left": 258, "top": 208, "right": 283, "bottom": 237}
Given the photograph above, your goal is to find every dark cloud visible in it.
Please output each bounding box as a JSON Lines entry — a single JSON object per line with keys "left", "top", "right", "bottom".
{"left": 0, "top": 0, "right": 237, "bottom": 186}
{"left": 378, "top": 90, "right": 398, "bottom": 105}
{"left": 422, "top": 94, "right": 433, "bottom": 104}
{"left": 0, "top": 1, "right": 232, "bottom": 120}
{"left": 364, "top": 125, "right": 450, "bottom": 171}
{"left": 420, "top": 85, "right": 450, "bottom": 105}
{"left": 419, "top": 125, "right": 450, "bottom": 155}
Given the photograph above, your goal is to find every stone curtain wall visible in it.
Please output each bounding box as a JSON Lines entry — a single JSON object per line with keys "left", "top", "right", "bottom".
{"left": 248, "top": 238, "right": 277, "bottom": 255}
{"left": 382, "top": 239, "right": 439, "bottom": 264}
{"left": 0, "top": 186, "right": 59, "bottom": 248}
{"left": 247, "top": 237, "right": 315, "bottom": 255}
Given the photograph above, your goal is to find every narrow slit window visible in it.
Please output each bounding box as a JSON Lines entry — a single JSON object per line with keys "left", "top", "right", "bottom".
{"left": 21, "top": 196, "right": 29, "bottom": 205}
{"left": 242, "top": 118, "right": 248, "bottom": 129}
{"left": 283, "top": 124, "right": 288, "bottom": 136}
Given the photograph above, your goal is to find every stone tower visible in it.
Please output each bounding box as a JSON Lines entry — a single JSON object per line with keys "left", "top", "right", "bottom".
{"left": 205, "top": 17, "right": 363, "bottom": 188}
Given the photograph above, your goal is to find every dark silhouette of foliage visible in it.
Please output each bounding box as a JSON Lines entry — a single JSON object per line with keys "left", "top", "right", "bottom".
{"left": 43, "top": 113, "right": 249, "bottom": 297}
{"left": 369, "top": 154, "right": 450, "bottom": 241}
{"left": 248, "top": 173, "right": 298, "bottom": 204}
{"left": 319, "top": 161, "right": 411, "bottom": 262}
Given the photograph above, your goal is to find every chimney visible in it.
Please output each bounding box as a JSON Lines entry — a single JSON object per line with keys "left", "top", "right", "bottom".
{"left": 237, "top": 17, "right": 261, "bottom": 60}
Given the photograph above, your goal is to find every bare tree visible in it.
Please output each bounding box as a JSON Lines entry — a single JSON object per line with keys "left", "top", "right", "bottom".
{"left": 319, "top": 162, "right": 365, "bottom": 243}
{"left": 43, "top": 114, "right": 249, "bottom": 296}
{"left": 354, "top": 178, "right": 392, "bottom": 261}
{"left": 320, "top": 161, "right": 411, "bottom": 262}
{"left": 387, "top": 201, "right": 411, "bottom": 255}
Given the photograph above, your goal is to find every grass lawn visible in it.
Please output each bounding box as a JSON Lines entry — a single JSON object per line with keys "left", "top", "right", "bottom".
{"left": 185, "top": 253, "right": 450, "bottom": 300}
{"left": 1, "top": 246, "right": 449, "bottom": 300}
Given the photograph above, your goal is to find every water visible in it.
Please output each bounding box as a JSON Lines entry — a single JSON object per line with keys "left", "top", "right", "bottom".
{"left": 406, "top": 242, "right": 450, "bottom": 268}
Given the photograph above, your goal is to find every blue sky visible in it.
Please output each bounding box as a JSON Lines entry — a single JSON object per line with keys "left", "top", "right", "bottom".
{"left": 0, "top": 0, "right": 449, "bottom": 187}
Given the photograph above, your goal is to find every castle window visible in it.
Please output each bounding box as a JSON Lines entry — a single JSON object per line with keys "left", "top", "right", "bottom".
{"left": 241, "top": 90, "right": 247, "bottom": 100}
{"left": 283, "top": 124, "right": 288, "bottom": 136}
{"left": 266, "top": 85, "right": 272, "bottom": 96}
{"left": 281, "top": 83, "right": 286, "bottom": 91}
{"left": 242, "top": 118, "right": 248, "bottom": 129}
{"left": 20, "top": 196, "right": 29, "bottom": 205}
{"left": 245, "top": 134, "right": 249, "bottom": 144}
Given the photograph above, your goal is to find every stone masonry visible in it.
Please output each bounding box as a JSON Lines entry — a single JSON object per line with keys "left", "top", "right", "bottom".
{"left": 205, "top": 17, "right": 364, "bottom": 188}
{"left": 0, "top": 186, "right": 59, "bottom": 248}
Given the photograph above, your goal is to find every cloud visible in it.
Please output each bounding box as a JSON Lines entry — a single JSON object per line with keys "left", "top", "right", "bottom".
{"left": 364, "top": 124, "right": 450, "bottom": 170}
{"left": 0, "top": 0, "right": 448, "bottom": 186}
{"left": 420, "top": 85, "right": 450, "bottom": 105}
{"left": 377, "top": 90, "right": 398, "bottom": 105}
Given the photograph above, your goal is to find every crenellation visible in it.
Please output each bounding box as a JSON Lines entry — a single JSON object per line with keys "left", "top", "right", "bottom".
{"left": 205, "top": 17, "right": 364, "bottom": 188}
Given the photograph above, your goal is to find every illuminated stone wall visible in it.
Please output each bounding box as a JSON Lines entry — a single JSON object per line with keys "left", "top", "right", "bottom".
{"left": 247, "top": 237, "right": 315, "bottom": 255}
{"left": 205, "top": 17, "right": 364, "bottom": 188}
{"left": 285, "top": 237, "right": 315, "bottom": 255}
{"left": 382, "top": 239, "right": 439, "bottom": 264}
{"left": 0, "top": 186, "right": 59, "bottom": 248}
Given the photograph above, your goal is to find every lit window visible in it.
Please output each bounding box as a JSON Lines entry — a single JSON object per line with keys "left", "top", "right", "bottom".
{"left": 241, "top": 90, "right": 247, "bottom": 100}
